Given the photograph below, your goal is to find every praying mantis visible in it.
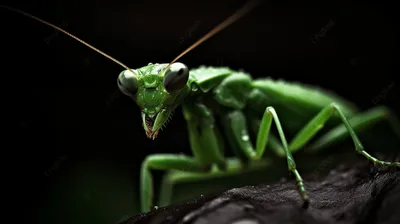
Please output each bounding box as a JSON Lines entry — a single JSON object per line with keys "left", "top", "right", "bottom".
{"left": 2, "top": 0, "right": 400, "bottom": 215}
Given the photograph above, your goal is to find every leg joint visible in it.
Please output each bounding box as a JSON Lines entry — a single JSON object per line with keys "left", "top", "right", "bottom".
{"left": 265, "top": 106, "right": 275, "bottom": 114}
{"left": 329, "top": 102, "right": 339, "bottom": 110}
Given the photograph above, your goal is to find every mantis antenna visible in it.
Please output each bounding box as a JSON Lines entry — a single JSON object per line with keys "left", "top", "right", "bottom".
{"left": 0, "top": 5, "right": 138, "bottom": 77}
{"left": 163, "top": 0, "right": 261, "bottom": 72}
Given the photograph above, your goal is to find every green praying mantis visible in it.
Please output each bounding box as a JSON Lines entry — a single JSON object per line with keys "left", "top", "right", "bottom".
{"left": 2, "top": 0, "right": 400, "bottom": 214}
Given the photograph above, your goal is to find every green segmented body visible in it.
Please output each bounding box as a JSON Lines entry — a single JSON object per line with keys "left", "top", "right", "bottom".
{"left": 124, "top": 62, "right": 400, "bottom": 213}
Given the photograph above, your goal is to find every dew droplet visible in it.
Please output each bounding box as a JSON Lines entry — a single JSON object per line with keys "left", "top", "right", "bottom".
{"left": 242, "top": 135, "right": 249, "bottom": 141}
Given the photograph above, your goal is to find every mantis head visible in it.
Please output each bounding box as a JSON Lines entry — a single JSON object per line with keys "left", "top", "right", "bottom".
{"left": 117, "top": 62, "right": 190, "bottom": 139}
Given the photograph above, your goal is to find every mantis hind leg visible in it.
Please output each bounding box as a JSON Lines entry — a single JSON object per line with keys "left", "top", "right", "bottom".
{"left": 288, "top": 103, "right": 400, "bottom": 167}
{"left": 302, "top": 106, "right": 400, "bottom": 154}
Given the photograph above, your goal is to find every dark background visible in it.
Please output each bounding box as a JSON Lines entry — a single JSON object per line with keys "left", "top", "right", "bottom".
{"left": 2, "top": 0, "right": 399, "bottom": 223}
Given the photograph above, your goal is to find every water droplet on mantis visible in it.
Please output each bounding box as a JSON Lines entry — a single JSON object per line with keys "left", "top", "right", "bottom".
{"left": 241, "top": 129, "right": 249, "bottom": 141}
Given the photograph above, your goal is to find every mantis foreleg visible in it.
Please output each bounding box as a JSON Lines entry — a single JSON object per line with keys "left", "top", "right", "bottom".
{"left": 140, "top": 101, "right": 227, "bottom": 212}
{"left": 182, "top": 102, "right": 226, "bottom": 168}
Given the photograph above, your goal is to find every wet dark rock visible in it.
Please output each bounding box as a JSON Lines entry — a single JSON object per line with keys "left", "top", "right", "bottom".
{"left": 120, "top": 155, "right": 400, "bottom": 224}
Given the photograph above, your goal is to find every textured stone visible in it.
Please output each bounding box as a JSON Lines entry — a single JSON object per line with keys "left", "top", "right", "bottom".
{"left": 120, "top": 155, "right": 400, "bottom": 224}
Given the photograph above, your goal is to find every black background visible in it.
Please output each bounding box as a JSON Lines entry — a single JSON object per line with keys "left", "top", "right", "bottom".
{"left": 2, "top": 0, "right": 399, "bottom": 223}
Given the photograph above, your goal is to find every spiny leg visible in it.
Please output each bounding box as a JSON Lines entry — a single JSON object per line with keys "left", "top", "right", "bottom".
{"left": 182, "top": 102, "right": 226, "bottom": 167}
{"left": 223, "top": 107, "right": 309, "bottom": 208}
{"left": 140, "top": 154, "right": 211, "bottom": 213}
{"left": 288, "top": 103, "right": 400, "bottom": 167}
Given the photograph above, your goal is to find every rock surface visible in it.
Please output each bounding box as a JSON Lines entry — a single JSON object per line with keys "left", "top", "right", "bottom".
{"left": 120, "top": 155, "right": 400, "bottom": 224}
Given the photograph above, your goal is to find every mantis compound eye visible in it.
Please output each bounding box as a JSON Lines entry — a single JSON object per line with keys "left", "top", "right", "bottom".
{"left": 117, "top": 70, "right": 138, "bottom": 97}
{"left": 163, "top": 62, "right": 189, "bottom": 92}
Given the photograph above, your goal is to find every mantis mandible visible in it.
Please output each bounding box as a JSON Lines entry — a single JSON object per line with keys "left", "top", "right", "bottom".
{"left": 2, "top": 0, "right": 400, "bottom": 214}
